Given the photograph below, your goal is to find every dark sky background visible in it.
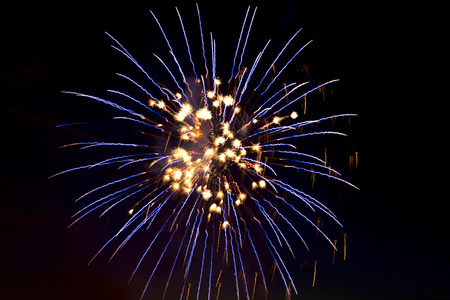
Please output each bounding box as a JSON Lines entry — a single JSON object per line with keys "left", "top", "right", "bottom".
{"left": 1, "top": 1, "right": 447, "bottom": 299}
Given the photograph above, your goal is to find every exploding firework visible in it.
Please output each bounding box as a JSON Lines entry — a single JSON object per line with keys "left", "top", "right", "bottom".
{"left": 54, "top": 4, "right": 358, "bottom": 299}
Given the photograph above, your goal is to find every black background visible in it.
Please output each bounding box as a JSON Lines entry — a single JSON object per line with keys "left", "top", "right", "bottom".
{"left": 1, "top": 1, "right": 447, "bottom": 299}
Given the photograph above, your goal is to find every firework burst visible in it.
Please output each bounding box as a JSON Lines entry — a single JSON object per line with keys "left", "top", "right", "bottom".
{"left": 54, "top": 4, "right": 358, "bottom": 299}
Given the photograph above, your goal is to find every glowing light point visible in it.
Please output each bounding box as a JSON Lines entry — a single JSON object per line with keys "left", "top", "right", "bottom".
{"left": 258, "top": 180, "right": 266, "bottom": 188}
{"left": 223, "top": 95, "right": 234, "bottom": 106}
{"left": 222, "top": 221, "right": 229, "bottom": 229}
{"left": 157, "top": 100, "right": 165, "bottom": 109}
{"left": 214, "top": 136, "right": 226, "bottom": 146}
{"left": 209, "top": 203, "right": 217, "bottom": 212}
{"left": 291, "top": 111, "right": 298, "bottom": 119}
{"left": 202, "top": 189, "right": 212, "bottom": 200}
{"left": 238, "top": 193, "right": 247, "bottom": 201}
{"left": 273, "top": 116, "right": 281, "bottom": 125}
{"left": 252, "top": 144, "right": 260, "bottom": 152}
{"left": 232, "top": 139, "right": 241, "bottom": 148}
{"left": 196, "top": 107, "right": 212, "bottom": 120}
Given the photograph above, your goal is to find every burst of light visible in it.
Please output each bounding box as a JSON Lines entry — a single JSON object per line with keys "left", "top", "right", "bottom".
{"left": 55, "top": 4, "right": 358, "bottom": 300}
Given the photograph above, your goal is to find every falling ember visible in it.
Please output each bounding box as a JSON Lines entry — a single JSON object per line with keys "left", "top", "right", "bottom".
{"left": 312, "top": 260, "right": 317, "bottom": 287}
{"left": 251, "top": 272, "right": 258, "bottom": 300}
{"left": 185, "top": 283, "right": 191, "bottom": 300}
{"left": 332, "top": 239, "right": 337, "bottom": 264}
{"left": 343, "top": 233, "right": 347, "bottom": 261}
{"left": 215, "top": 269, "right": 223, "bottom": 288}
{"left": 54, "top": 4, "right": 358, "bottom": 300}
{"left": 216, "top": 282, "right": 222, "bottom": 300}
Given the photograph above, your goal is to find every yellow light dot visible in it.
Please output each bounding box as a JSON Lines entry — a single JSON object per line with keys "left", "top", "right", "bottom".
{"left": 209, "top": 203, "right": 217, "bottom": 212}
{"left": 196, "top": 107, "right": 212, "bottom": 120}
{"left": 207, "top": 91, "right": 215, "bottom": 99}
{"left": 225, "top": 149, "right": 235, "bottom": 158}
{"left": 252, "top": 144, "right": 260, "bottom": 152}
{"left": 202, "top": 189, "right": 212, "bottom": 200}
{"left": 222, "top": 221, "right": 229, "bottom": 229}
{"left": 291, "top": 111, "right": 298, "bottom": 119}
{"left": 232, "top": 139, "right": 241, "bottom": 148}
{"left": 259, "top": 180, "right": 266, "bottom": 188}
{"left": 273, "top": 116, "right": 281, "bottom": 124}
{"left": 215, "top": 136, "right": 226, "bottom": 146}
{"left": 223, "top": 95, "right": 234, "bottom": 106}
{"left": 175, "top": 93, "right": 182, "bottom": 100}
{"left": 157, "top": 100, "right": 165, "bottom": 109}
{"left": 252, "top": 182, "right": 258, "bottom": 189}
{"left": 172, "top": 169, "right": 183, "bottom": 181}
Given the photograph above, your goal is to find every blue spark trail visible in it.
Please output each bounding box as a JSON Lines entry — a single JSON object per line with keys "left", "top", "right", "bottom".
{"left": 196, "top": 3, "right": 208, "bottom": 78}
{"left": 61, "top": 91, "right": 145, "bottom": 119}
{"left": 176, "top": 7, "right": 198, "bottom": 81}
{"left": 240, "top": 218, "right": 268, "bottom": 292}
{"left": 228, "top": 226, "right": 240, "bottom": 300}
{"left": 196, "top": 229, "right": 209, "bottom": 300}
{"left": 232, "top": 228, "right": 250, "bottom": 300}
{"left": 162, "top": 222, "right": 190, "bottom": 299}
{"left": 253, "top": 28, "right": 302, "bottom": 92}
{"left": 130, "top": 190, "right": 176, "bottom": 283}
{"left": 153, "top": 54, "right": 189, "bottom": 100}
{"left": 140, "top": 226, "right": 179, "bottom": 300}
{"left": 105, "top": 32, "right": 169, "bottom": 100}
{"left": 235, "top": 7, "right": 257, "bottom": 81}
{"left": 229, "top": 6, "right": 251, "bottom": 83}
{"left": 260, "top": 39, "right": 313, "bottom": 95}
{"left": 252, "top": 217, "right": 297, "bottom": 295}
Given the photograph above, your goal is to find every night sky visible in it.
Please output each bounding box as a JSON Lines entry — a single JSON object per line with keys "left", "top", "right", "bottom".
{"left": 1, "top": 1, "right": 447, "bottom": 299}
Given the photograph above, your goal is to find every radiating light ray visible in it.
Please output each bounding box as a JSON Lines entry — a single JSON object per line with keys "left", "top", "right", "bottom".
{"left": 140, "top": 226, "right": 179, "bottom": 300}
{"left": 229, "top": 6, "right": 251, "bottom": 83}
{"left": 153, "top": 53, "right": 189, "bottom": 100}
{"left": 240, "top": 218, "right": 268, "bottom": 292}
{"left": 176, "top": 6, "right": 198, "bottom": 82}
{"left": 196, "top": 230, "right": 209, "bottom": 300}
{"left": 260, "top": 40, "right": 313, "bottom": 96}
{"left": 105, "top": 32, "right": 168, "bottom": 100}
{"left": 235, "top": 7, "right": 258, "bottom": 81}
{"left": 196, "top": 3, "right": 208, "bottom": 78}
{"left": 130, "top": 190, "right": 176, "bottom": 283}
{"left": 253, "top": 28, "right": 302, "bottom": 92}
